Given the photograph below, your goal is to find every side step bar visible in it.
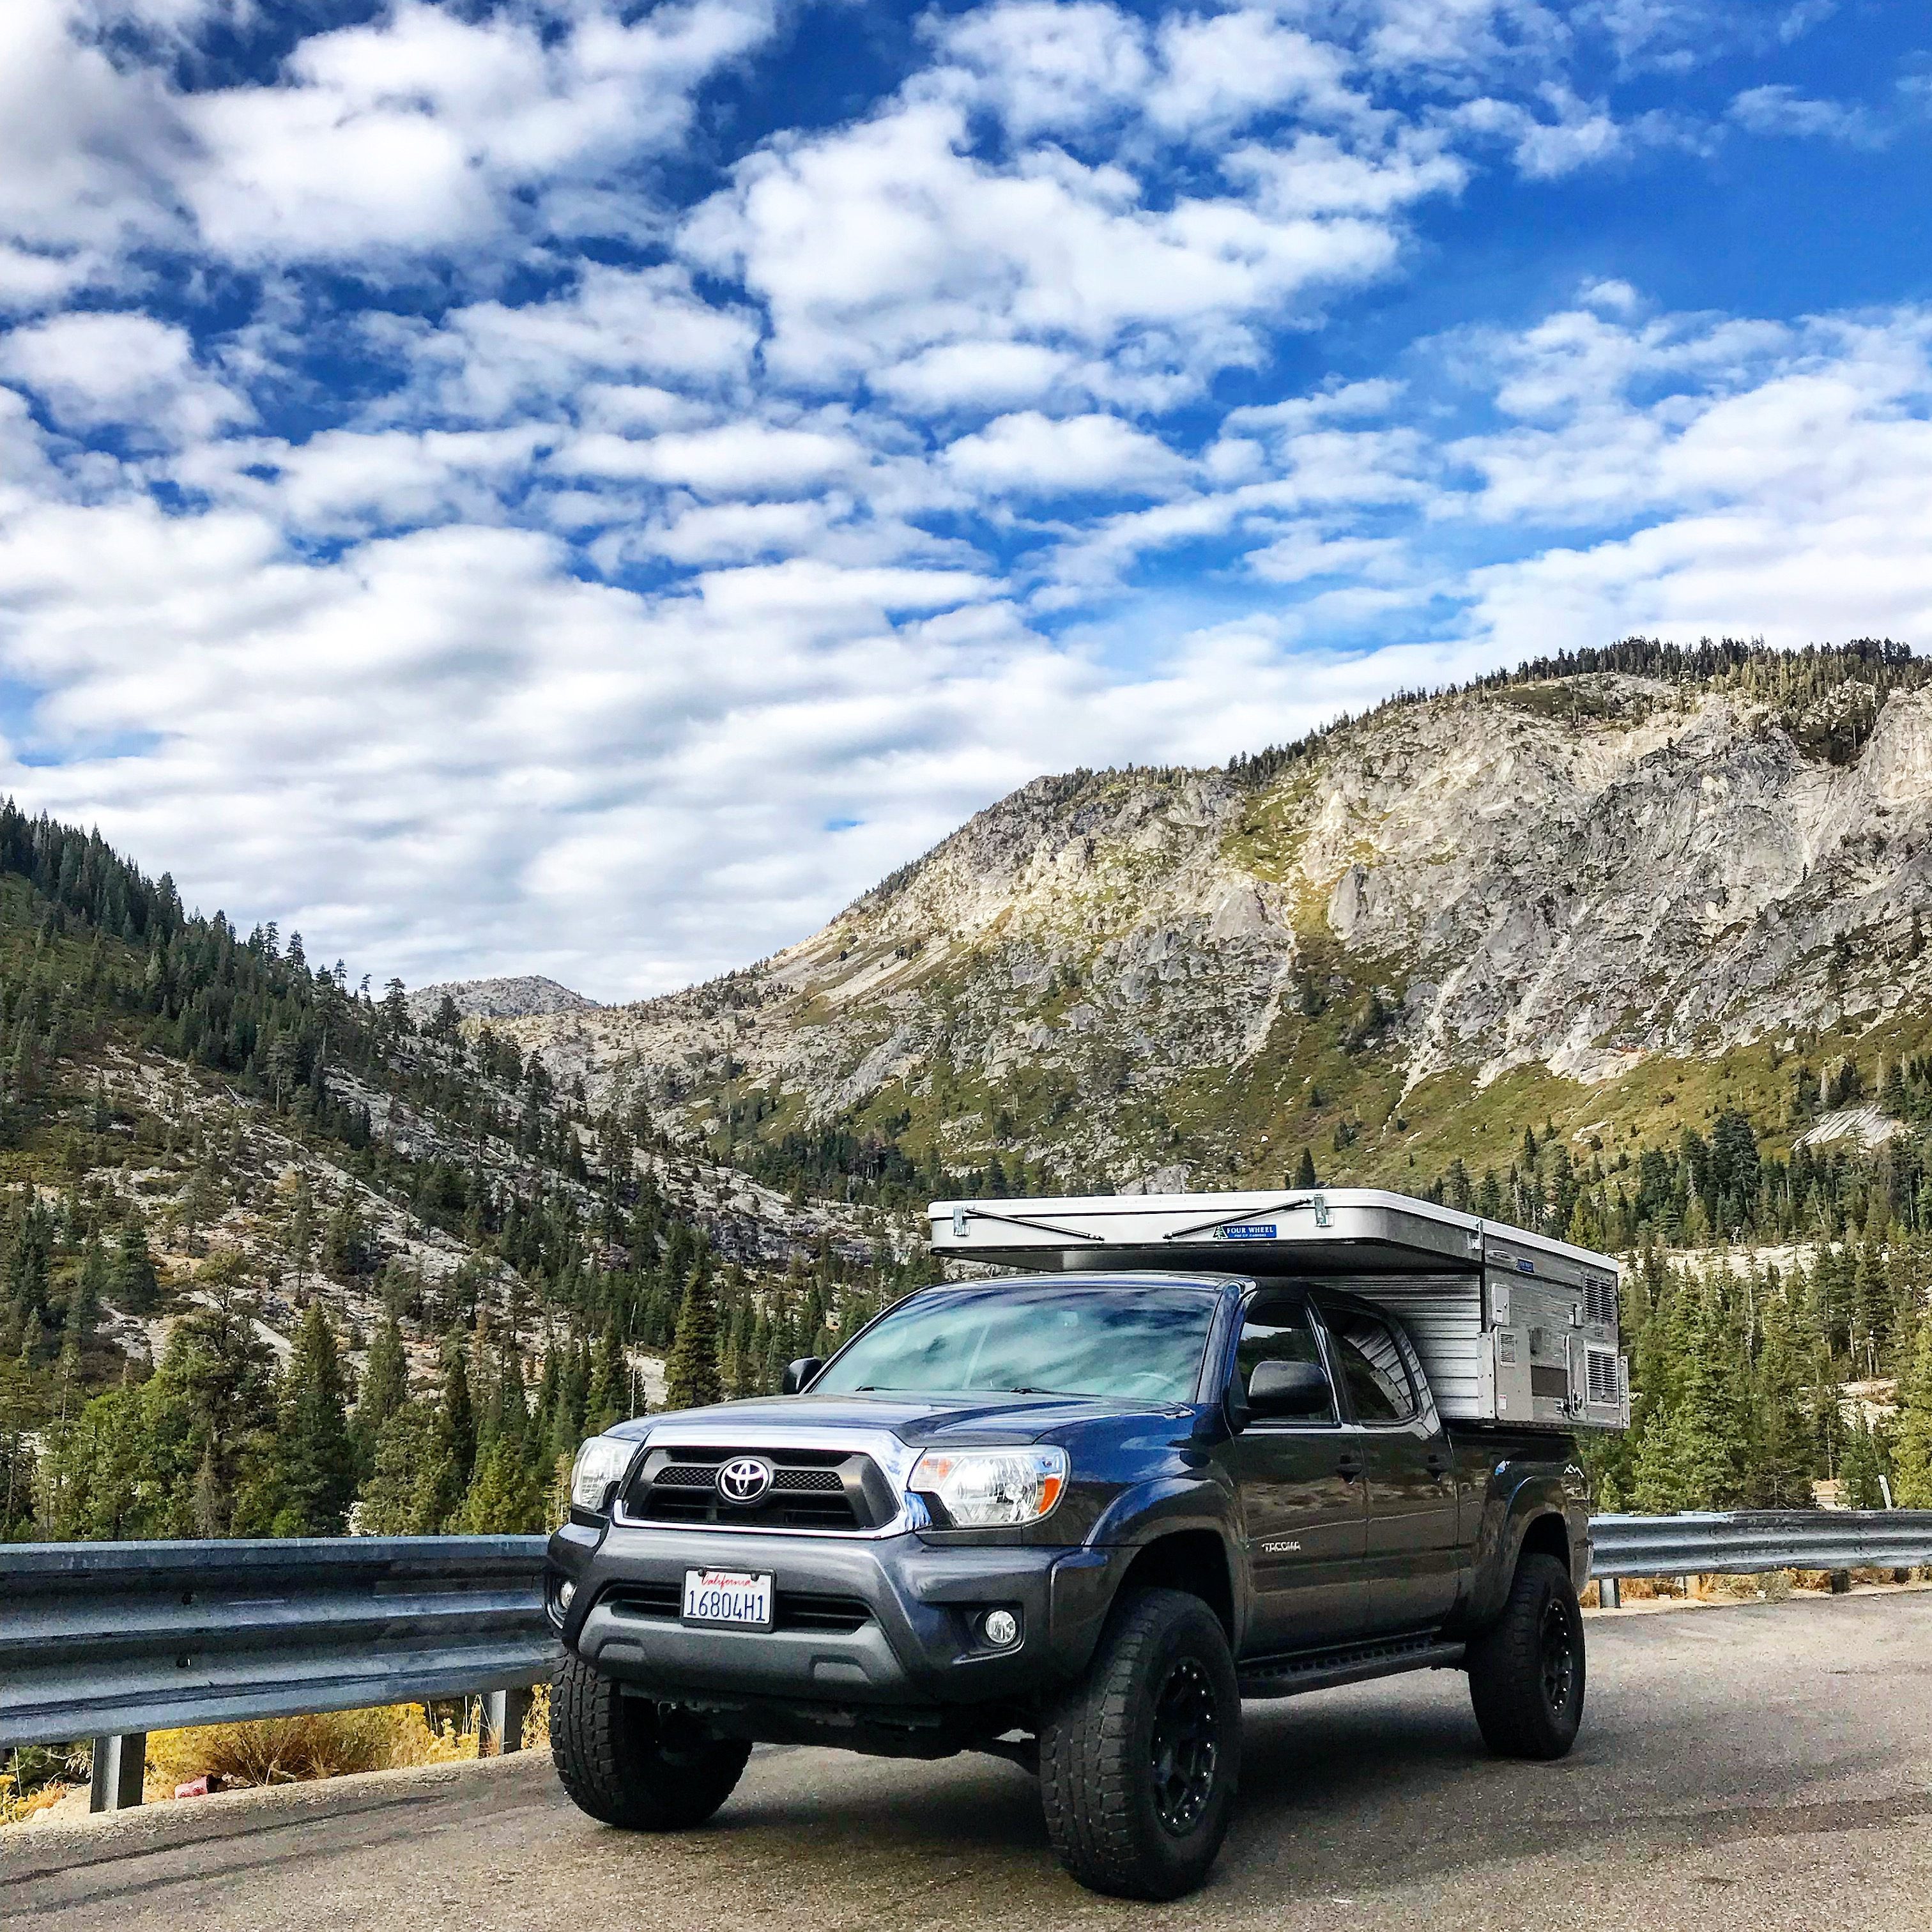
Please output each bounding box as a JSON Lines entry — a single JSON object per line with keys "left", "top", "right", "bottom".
{"left": 1238, "top": 1632, "right": 1465, "bottom": 1701}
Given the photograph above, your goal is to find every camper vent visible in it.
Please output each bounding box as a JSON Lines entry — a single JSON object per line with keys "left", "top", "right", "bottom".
{"left": 1586, "top": 1346, "right": 1621, "bottom": 1407}
{"left": 1584, "top": 1275, "right": 1619, "bottom": 1327}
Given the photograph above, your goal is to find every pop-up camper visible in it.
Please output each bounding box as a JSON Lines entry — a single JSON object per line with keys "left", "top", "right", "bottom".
{"left": 927, "top": 1185, "right": 1627, "bottom": 1432}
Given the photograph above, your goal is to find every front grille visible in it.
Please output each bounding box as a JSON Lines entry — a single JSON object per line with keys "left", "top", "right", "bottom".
{"left": 777, "top": 1593, "right": 871, "bottom": 1633}
{"left": 654, "top": 1464, "right": 719, "bottom": 1489}
{"left": 622, "top": 1446, "right": 891, "bottom": 1532}
{"left": 606, "top": 1581, "right": 681, "bottom": 1618}
{"left": 602, "top": 1584, "right": 873, "bottom": 1634}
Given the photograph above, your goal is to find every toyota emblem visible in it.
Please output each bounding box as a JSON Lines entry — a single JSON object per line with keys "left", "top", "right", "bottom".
{"left": 717, "top": 1456, "right": 773, "bottom": 1505}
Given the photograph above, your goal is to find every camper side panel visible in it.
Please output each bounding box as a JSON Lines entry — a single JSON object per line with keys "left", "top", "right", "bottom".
{"left": 1328, "top": 1275, "right": 1488, "bottom": 1422}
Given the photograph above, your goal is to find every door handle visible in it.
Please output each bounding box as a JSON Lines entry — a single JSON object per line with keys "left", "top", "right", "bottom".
{"left": 1337, "top": 1452, "right": 1363, "bottom": 1480}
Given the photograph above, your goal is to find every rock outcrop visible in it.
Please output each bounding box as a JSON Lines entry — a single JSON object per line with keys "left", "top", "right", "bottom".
{"left": 408, "top": 975, "right": 599, "bottom": 1022}
{"left": 499, "top": 664, "right": 1932, "bottom": 1184}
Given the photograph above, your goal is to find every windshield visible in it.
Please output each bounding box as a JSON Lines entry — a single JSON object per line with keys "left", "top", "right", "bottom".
{"left": 811, "top": 1283, "right": 1221, "bottom": 1403}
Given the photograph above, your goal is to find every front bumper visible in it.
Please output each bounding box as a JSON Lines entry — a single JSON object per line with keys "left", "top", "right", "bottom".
{"left": 547, "top": 1520, "right": 1122, "bottom": 1710}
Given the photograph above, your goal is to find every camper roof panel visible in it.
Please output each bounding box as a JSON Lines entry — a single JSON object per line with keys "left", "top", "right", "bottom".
{"left": 927, "top": 1186, "right": 1617, "bottom": 1281}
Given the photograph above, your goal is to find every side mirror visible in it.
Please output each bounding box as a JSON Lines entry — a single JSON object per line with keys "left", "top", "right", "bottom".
{"left": 782, "top": 1356, "right": 824, "bottom": 1395}
{"left": 1247, "top": 1358, "right": 1333, "bottom": 1422}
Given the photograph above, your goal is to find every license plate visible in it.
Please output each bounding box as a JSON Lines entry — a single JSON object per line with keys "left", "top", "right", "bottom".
{"left": 682, "top": 1568, "right": 774, "bottom": 1629}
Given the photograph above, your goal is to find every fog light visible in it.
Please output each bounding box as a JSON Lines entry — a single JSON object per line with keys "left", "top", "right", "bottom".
{"left": 558, "top": 1580, "right": 576, "bottom": 1610}
{"left": 981, "top": 1608, "right": 1020, "bottom": 1649}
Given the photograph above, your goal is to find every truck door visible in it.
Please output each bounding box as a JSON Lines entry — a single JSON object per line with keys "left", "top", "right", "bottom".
{"left": 1226, "top": 1289, "right": 1368, "bottom": 1654}
{"left": 1319, "top": 1305, "right": 1462, "bottom": 1634}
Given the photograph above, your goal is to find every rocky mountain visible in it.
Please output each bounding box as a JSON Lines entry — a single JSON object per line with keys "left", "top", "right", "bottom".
{"left": 499, "top": 641, "right": 1932, "bottom": 1195}
{"left": 407, "top": 975, "right": 599, "bottom": 1022}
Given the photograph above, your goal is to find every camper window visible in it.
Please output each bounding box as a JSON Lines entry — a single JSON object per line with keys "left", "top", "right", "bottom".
{"left": 1328, "top": 1313, "right": 1418, "bottom": 1423}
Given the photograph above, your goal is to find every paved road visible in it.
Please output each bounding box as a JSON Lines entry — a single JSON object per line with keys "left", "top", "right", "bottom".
{"left": 9, "top": 1594, "right": 1932, "bottom": 1932}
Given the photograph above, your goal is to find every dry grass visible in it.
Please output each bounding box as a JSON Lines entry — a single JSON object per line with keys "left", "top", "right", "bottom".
{"left": 1589, "top": 1565, "right": 1932, "bottom": 1610}
{"left": 523, "top": 1682, "right": 551, "bottom": 1753}
{"left": 144, "top": 1703, "right": 476, "bottom": 1800}
{"left": 0, "top": 1778, "right": 73, "bottom": 1828}
{"left": 1, "top": 1745, "right": 90, "bottom": 1827}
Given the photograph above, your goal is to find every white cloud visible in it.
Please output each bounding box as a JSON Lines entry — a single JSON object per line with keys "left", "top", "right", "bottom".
{"left": 684, "top": 93, "right": 1445, "bottom": 397}
{"left": 1728, "top": 83, "right": 1889, "bottom": 148}
{"left": 181, "top": 0, "right": 779, "bottom": 261}
{"left": 395, "top": 264, "right": 760, "bottom": 424}
{"left": 0, "top": 313, "right": 249, "bottom": 445}
{"left": 0, "top": 2, "right": 186, "bottom": 309}
{"left": 0, "top": 0, "right": 1924, "bottom": 1000}
{"left": 1147, "top": 12, "right": 1368, "bottom": 137}
{"left": 942, "top": 411, "right": 1187, "bottom": 495}
{"left": 553, "top": 422, "right": 865, "bottom": 496}
{"left": 0, "top": 0, "right": 778, "bottom": 290}
{"left": 934, "top": 0, "right": 1151, "bottom": 137}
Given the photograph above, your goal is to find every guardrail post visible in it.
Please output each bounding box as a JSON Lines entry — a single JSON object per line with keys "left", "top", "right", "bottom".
{"left": 1598, "top": 1577, "right": 1620, "bottom": 1609}
{"left": 88, "top": 1733, "right": 144, "bottom": 1813}
{"left": 480, "top": 1686, "right": 535, "bottom": 1756}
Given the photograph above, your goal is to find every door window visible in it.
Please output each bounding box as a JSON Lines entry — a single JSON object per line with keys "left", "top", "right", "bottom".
{"left": 1236, "top": 1292, "right": 1337, "bottom": 1425}
{"left": 1327, "top": 1312, "right": 1418, "bottom": 1423}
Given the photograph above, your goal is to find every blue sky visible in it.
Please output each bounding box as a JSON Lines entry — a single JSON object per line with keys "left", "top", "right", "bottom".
{"left": 2, "top": 0, "right": 1930, "bottom": 998}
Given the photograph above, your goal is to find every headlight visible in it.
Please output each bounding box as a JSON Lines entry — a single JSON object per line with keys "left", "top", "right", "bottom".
{"left": 908, "top": 1448, "right": 1068, "bottom": 1528}
{"left": 570, "top": 1434, "right": 636, "bottom": 1513}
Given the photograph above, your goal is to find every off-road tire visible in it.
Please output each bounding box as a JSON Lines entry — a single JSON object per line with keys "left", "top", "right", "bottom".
{"left": 1039, "top": 1587, "right": 1242, "bottom": 1900}
{"left": 1466, "top": 1552, "right": 1586, "bottom": 1759}
{"left": 551, "top": 1652, "right": 751, "bottom": 1828}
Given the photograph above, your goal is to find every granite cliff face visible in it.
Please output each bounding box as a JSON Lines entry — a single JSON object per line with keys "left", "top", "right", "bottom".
{"left": 408, "top": 975, "right": 599, "bottom": 1023}
{"left": 501, "top": 661, "right": 1932, "bottom": 1187}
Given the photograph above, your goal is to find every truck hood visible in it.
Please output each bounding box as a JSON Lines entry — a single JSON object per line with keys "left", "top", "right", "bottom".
{"left": 617, "top": 1390, "right": 1192, "bottom": 1446}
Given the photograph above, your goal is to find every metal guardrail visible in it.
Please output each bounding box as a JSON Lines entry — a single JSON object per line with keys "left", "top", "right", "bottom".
{"left": 0, "top": 1536, "right": 553, "bottom": 1759}
{"left": 4, "top": 1513, "right": 1929, "bottom": 1810}
{"left": 1590, "top": 1510, "right": 1932, "bottom": 1580}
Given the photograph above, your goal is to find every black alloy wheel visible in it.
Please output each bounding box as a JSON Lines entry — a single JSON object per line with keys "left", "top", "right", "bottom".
{"left": 1039, "top": 1586, "right": 1243, "bottom": 1900}
{"left": 551, "top": 1652, "right": 752, "bottom": 1828}
{"left": 1539, "top": 1597, "right": 1577, "bottom": 1715}
{"left": 1466, "top": 1550, "right": 1586, "bottom": 1760}
{"left": 1149, "top": 1656, "right": 1220, "bottom": 1836}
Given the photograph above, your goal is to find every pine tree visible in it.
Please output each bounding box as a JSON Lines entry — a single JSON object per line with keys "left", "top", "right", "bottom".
{"left": 286, "top": 1175, "right": 316, "bottom": 1294}
{"left": 352, "top": 1308, "right": 408, "bottom": 1476}
{"left": 1748, "top": 1285, "right": 1814, "bottom": 1508}
{"left": 358, "top": 1405, "right": 447, "bottom": 1535}
{"left": 159, "top": 1285, "right": 277, "bottom": 1536}
{"left": 1890, "top": 1309, "right": 1932, "bottom": 1507}
{"left": 666, "top": 1266, "right": 721, "bottom": 1411}
{"left": 1662, "top": 1280, "right": 1749, "bottom": 1508}
{"left": 436, "top": 1328, "right": 477, "bottom": 1487}
{"left": 459, "top": 1434, "right": 544, "bottom": 1533}
{"left": 585, "top": 1319, "right": 627, "bottom": 1434}
{"left": 1630, "top": 1400, "right": 1682, "bottom": 1512}
{"left": 1843, "top": 1409, "right": 1890, "bottom": 1510}
{"left": 275, "top": 1302, "right": 356, "bottom": 1535}
{"left": 1294, "top": 1149, "right": 1318, "bottom": 1189}
{"left": 66, "top": 1234, "right": 109, "bottom": 1341}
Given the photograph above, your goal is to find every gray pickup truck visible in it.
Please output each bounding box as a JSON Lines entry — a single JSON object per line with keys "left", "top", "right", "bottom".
{"left": 546, "top": 1196, "right": 1612, "bottom": 1900}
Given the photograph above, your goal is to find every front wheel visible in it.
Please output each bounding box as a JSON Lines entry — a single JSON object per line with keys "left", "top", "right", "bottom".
{"left": 1466, "top": 1551, "right": 1586, "bottom": 1759}
{"left": 551, "top": 1652, "right": 752, "bottom": 1829}
{"left": 1039, "top": 1587, "right": 1242, "bottom": 1900}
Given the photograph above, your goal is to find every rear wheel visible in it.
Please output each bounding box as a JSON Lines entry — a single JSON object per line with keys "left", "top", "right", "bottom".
{"left": 1466, "top": 1551, "right": 1585, "bottom": 1759}
{"left": 1039, "top": 1588, "right": 1242, "bottom": 1900}
{"left": 551, "top": 1652, "right": 751, "bottom": 1829}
